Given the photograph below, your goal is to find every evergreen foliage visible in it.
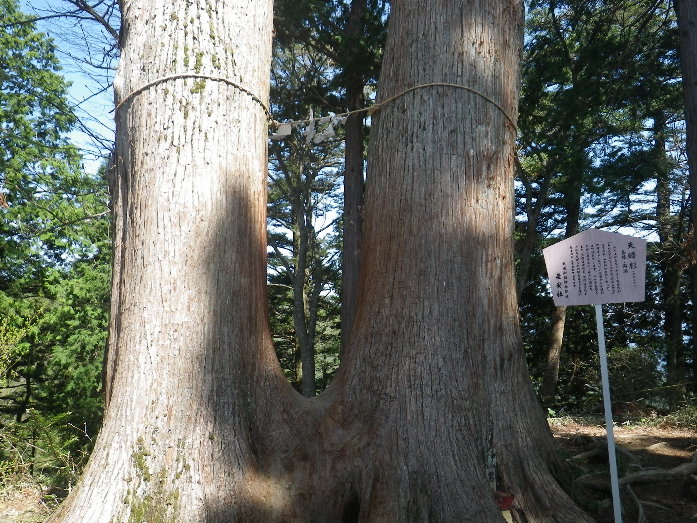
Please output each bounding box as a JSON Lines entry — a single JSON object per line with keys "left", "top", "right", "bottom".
{"left": 517, "top": 0, "right": 693, "bottom": 412}
{"left": 0, "top": 0, "right": 110, "bottom": 492}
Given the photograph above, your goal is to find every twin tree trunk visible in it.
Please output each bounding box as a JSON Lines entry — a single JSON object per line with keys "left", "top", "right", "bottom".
{"left": 52, "top": 0, "right": 591, "bottom": 521}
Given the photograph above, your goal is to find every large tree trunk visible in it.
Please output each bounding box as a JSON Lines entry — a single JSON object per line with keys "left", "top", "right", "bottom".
{"left": 53, "top": 0, "right": 591, "bottom": 520}
{"left": 50, "top": 0, "right": 280, "bottom": 519}
{"left": 314, "top": 0, "right": 590, "bottom": 519}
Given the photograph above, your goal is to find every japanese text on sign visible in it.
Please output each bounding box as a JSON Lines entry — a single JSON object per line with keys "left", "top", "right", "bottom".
{"left": 543, "top": 229, "right": 646, "bottom": 306}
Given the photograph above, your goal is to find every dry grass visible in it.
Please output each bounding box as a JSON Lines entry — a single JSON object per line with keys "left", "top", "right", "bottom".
{"left": 0, "top": 475, "right": 53, "bottom": 523}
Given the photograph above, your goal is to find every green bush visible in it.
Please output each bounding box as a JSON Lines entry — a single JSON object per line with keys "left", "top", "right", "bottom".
{"left": 659, "top": 402, "right": 697, "bottom": 430}
{"left": 0, "top": 409, "right": 89, "bottom": 493}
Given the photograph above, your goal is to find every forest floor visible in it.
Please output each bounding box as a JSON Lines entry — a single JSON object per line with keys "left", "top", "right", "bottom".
{"left": 0, "top": 477, "right": 50, "bottom": 523}
{"left": 0, "top": 417, "right": 695, "bottom": 522}
{"left": 550, "top": 416, "right": 697, "bottom": 523}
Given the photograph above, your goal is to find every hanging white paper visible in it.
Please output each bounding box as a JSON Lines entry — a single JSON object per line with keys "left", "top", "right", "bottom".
{"left": 270, "top": 123, "right": 292, "bottom": 140}
{"left": 313, "top": 124, "right": 335, "bottom": 143}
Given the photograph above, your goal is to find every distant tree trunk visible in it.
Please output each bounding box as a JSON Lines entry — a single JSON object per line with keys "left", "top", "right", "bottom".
{"left": 515, "top": 160, "right": 552, "bottom": 302}
{"left": 540, "top": 316, "right": 567, "bottom": 406}
{"left": 341, "top": 0, "right": 366, "bottom": 354}
{"left": 293, "top": 182, "right": 316, "bottom": 397}
{"left": 676, "top": 0, "right": 697, "bottom": 224}
{"left": 690, "top": 267, "right": 697, "bottom": 395}
{"left": 540, "top": 305, "right": 567, "bottom": 405}
{"left": 675, "top": 0, "right": 697, "bottom": 397}
{"left": 540, "top": 176, "right": 581, "bottom": 406}
{"left": 268, "top": 135, "right": 332, "bottom": 396}
{"left": 654, "top": 113, "right": 686, "bottom": 405}
{"left": 16, "top": 374, "right": 31, "bottom": 423}
{"left": 52, "top": 1, "right": 591, "bottom": 520}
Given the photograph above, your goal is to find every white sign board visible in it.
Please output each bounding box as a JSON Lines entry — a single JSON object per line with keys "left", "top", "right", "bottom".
{"left": 542, "top": 229, "right": 646, "bottom": 306}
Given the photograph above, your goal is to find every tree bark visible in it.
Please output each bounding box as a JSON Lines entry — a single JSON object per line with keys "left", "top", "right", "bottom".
{"left": 52, "top": 1, "right": 591, "bottom": 520}
{"left": 540, "top": 305, "right": 567, "bottom": 405}
{"left": 49, "top": 0, "right": 280, "bottom": 519}
{"left": 515, "top": 160, "right": 553, "bottom": 302}
{"left": 690, "top": 266, "right": 697, "bottom": 396}
{"left": 320, "top": 0, "right": 591, "bottom": 519}
{"left": 293, "top": 181, "right": 316, "bottom": 397}
{"left": 675, "top": 0, "right": 697, "bottom": 231}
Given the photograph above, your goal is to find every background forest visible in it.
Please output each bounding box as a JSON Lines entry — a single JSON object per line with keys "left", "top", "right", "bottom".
{"left": 1, "top": 0, "right": 696, "bottom": 508}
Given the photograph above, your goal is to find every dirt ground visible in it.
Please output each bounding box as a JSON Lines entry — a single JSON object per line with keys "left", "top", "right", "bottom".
{"left": 0, "top": 484, "right": 49, "bottom": 523}
{"left": 1, "top": 418, "right": 695, "bottom": 522}
{"left": 550, "top": 417, "right": 697, "bottom": 522}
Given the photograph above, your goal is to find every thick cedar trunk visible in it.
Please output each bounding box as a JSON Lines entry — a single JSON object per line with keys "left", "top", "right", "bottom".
{"left": 50, "top": 1, "right": 281, "bottom": 519}
{"left": 54, "top": 0, "right": 591, "bottom": 520}
{"left": 311, "top": 1, "right": 591, "bottom": 519}
{"left": 341, "top": 0, "right": 367, "bottom": 354}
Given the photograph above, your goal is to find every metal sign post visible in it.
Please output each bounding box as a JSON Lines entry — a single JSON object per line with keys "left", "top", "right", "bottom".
{"left": 595, "top": 303, "right": 622, "bottom": 523}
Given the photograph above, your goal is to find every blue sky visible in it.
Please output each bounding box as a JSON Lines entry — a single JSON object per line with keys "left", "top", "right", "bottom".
{"left": 20, "top": 0, "right": 116, "bottom": 174}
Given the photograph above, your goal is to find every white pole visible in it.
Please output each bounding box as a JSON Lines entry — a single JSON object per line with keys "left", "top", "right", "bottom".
{"left": 595, "top": 303, "right": 622, "bottom": 523}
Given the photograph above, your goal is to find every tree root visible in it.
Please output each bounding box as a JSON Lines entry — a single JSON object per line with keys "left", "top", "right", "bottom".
{"left": 575, "top": 461, "right": 697, "bottom": 491}
{"left": 624, "top": 484, "right": 647, "bottom": 523}
{"left": 619, "top": 462, "right": 697, "bottom": 485}
{"left": 572, "top": 441, "right": 697, "bottom": 522}
{"left": 571, "top": 438, "right": 640, "bottom": 466}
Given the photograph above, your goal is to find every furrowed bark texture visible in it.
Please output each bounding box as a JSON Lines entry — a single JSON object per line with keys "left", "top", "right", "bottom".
{"left": 49, "top": 0, "right": 283, "bottom": 520}
{"left": 303, "top": 0, "right": 593, "bottom": 520}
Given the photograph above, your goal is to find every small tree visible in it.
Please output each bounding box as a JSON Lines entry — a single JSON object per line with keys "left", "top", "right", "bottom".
{"left": 267, "top": 41, "right": 343, "bottom": 396}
